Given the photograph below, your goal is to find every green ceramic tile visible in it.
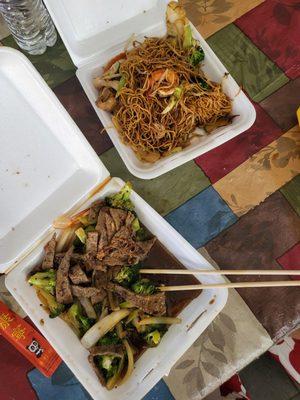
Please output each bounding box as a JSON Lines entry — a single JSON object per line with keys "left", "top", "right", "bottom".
{"left": 207, "top": 24, "right": 289, "bottom": 102}
{"left": 2, "top": 35, "right": 75, "bottom": 88}
{"left": 281, "top": 174, "right": 300, "bottom": 216}
{"left": 100, "top": 148, "right": 210, "bottom": 215}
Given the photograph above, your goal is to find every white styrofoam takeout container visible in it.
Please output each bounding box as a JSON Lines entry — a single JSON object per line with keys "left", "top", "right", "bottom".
{"left": 44, "top": 0, "right": 256, "bottom": 179}
{"left": 0, "top": 47, "right": 227, "bottom": 399}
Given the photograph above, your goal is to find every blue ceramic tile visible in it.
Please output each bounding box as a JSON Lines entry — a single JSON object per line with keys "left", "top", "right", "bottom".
{"left": 143, "top": 379, "right": 174, "bottom": 400}
{"left": 165, "top": 186, "right": 237, "bottom": 248}
{"left": 28, "top": 363, "right": 91, "bottom": 400}
{"left": 28, "top": 364, "right": 173, "bottom": 400}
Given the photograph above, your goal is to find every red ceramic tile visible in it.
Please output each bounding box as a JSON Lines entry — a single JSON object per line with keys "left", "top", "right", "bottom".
{"left": 54, "top": 77, "right": 113, "bottom": 156}
{"left": 277, "top": 242, "right": 300, "bottom": 280}
{"left": 260, "top": 78, "right": 300, "bottom": 132}
{"left": 236, "top": 0, "right": 300, "bottom": 79}
{"left": 0, "top": 336, "right": 37, "bottom": 400}
{"left": 195, "top": 102, "right": 282, "bottom": 183}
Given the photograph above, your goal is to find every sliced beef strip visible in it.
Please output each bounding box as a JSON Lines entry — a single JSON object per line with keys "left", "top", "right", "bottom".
{"left": 71, "top": 285, "right": 103, "bottom": 299}
{"left": 69, "top": 264, "right": 90, "bottom": 285}
{"left": 109, "top": 208, "right": 128, "bottom": 231}
{"left": 55, "top": 252, "right": 82, "bottom": 265}
{"left": 56, "top": 246, "right": 73, "bottom": 304}
{"left": 84, "top": 231, "right": 101, "bottom": 272}
{"left": 91, "top": 289, "right": 107, "bottom": 305}
{"left": 125, "top": 212, "right": 135, "bottom": 227}
{"left": 93, "top": 270, "right": 109, "bottom": 289}
{"left": 96, "top": 208, "right": 110, "bottom": 254}
{"left": 99, "top": 236, "right": 156, "bottom": 267}
{"left": 107, "top": 283, "right": 166, "bottom": 316}
{"left": 88, "top": 345, "right": 124, "bottom": 386}
{"left": 41, "top": 233, "right": 57, "bottom": 270}
{"left": 86, "top": 231, "right": 98, "bottom": 255}
{"left": 95, "top": 207, "right": 109, "bottom": 233}
{"left": 83, "top": 254, "right": 107, "bottom": 271}
{"left": 105, "top": 212, "right": 117, "bottom": 242}
{"left": 88, "top": 200, "right": 105, "bottom": 224}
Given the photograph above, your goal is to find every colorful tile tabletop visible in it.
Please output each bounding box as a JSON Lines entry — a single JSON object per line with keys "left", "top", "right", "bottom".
{"left": 0, "top": 0, "right": 300, "bottom": 399}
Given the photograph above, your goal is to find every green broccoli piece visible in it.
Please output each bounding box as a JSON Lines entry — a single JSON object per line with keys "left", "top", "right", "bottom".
{"left": 198, "top": 77, "right": 210, "bottom": 90}
{"left": 97, "top": 355, "right": 119, "bottom": 379}
{"left": 131, "top": 279, "right": 156, "bottom": 295}
{"left": 65, "top": 303, "right": 94, "bottom": 336}
{"left": 98, "top": 331, "right": 121, "bottom": 346}
{"left": 85, "top": 224, "right": 96, "bottom": 234}
{"left": 144, "top": 330, "right": 161, "bottom": 347}
{"left": 114, "top": 264, "right": 140, "bottom": 287}
{"left": 131, "top": 217, "right": 140, "bottom": 232}
{"left": 36, "top": 288, "right": 65, "bottom": 318}
{"left": 28, "top": 269, "right": 56, "bottom": 295}
{"left": 189, "top": 47, "right": 205, "bottom": 66}
{"left": 135, "top": 227, "right": 150, "bottom": 241}
{"left": 106, "top": 182, "right": 134, "bottom": 211}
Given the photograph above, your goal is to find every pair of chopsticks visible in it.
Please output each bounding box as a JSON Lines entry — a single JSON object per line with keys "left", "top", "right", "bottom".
{"left": 139, "top": 268, "right": 300, "bottom": 291}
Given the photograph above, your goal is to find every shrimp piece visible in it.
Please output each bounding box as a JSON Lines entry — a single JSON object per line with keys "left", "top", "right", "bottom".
{"left": 147, "top": 69, "right": 179, "bottom": 97}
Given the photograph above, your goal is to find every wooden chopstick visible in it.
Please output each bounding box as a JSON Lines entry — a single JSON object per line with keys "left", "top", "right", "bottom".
{"left": 140, "top": 268, "right": 300, "bottom": 276}
{"left": 159, "top": 280, "right": 300, "bottom": 291}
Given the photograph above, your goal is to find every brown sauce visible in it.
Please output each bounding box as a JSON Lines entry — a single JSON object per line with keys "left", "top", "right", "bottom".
{"left": 143, "top": 241, "right": 201, "bottom": 317}
{"left": 129, "top": 240, "right": 202, "bottom": 359}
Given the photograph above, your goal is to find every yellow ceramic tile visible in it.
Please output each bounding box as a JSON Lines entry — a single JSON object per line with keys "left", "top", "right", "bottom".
{"left": 213, "top": 126, "right": 300, "bottom": 217}
{"left": 180, "top": 0, "right": 265, "bottom": 39}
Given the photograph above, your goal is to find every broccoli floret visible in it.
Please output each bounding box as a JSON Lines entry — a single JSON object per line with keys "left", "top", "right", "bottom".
{"left": 189, "top": 46, "right": 205, "bottom": 66}
{"left": 85, "top": 224, "right": 96, "bottom": 234}
{"left": 97, "top": 355, "right": 119, "bottom": 379}
{"left": 135, "top": 227, "right": 150, "bottom": 241}
{"left": 131, "top": 217, "right": 140, "bottom": 232}
{"left": 28, "top": 270, "right": 56, "bottom": 295}
{"left": 98, "top": 331, "right": 121, "bottom": 346}
{"left": 36, "top": 288, "right": 65, "bottom": 318}
{"left": 144, "top": 330, "right": 161, "bottom": 347}
{"left": 64, "top": 303, "right": 94, "bottom": 336}
{"left": 198, "top": 77, "right": 210, "bottom": 90}
{"left": 131, "top": 279, "right": 156, "bottom": 295}
{"left": 106, "top": 182, "right": 134, "bottom": 211}
{"left": 114, "top": 264, "right": 140, "bottom": 287}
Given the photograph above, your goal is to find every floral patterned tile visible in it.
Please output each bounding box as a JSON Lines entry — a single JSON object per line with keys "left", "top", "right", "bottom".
{"left": 180, "top": 0, "right": 264, "bottom": 39}
{"left": 165, "top": 186, "right": 237, "bottom": 248}
{"left": 281, "top": 174, "right": 300, "bottom": 216}
{"left": 206, "top": 24, "right": 289, "bottom": 102}
{"left": 236, "top": 0, "right": 300, "bottom": 79}
{"left": 195, "top": 102, "right": 283, "bottom": 184}
{"left": 53, "top": 77, "right": 113, "bottom": 156}
{"left": 165, "top": 253, "right": 272, "bottom": 400}
{"left": 213, "top": 125, "right": 300, "bottom": 217}
{"left": 100, "top": 147, "right": 210, "bottom": 216}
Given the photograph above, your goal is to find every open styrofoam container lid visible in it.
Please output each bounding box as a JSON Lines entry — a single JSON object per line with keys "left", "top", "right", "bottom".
{"left": 0, "top": 47, "right": 109, "bottom": 274}
{"left": 44, "top": 0, "right": 169, "bottom": 67}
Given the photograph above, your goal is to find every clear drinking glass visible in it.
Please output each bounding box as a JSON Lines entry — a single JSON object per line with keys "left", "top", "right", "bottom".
{"left": 0, "top": 0, "right": 57, "bottom": 55}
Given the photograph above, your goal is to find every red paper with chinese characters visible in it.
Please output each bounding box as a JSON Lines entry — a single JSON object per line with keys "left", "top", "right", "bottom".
{"left": 0, "top": 301, "right": 61, "bottom": 377}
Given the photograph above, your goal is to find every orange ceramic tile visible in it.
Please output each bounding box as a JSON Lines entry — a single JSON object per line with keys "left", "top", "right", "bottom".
{"left": 180, "top": 0, "right": 265, "bottom": 39}
{"left": 213, "top": 126, "right": 300, "bottom": 216}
